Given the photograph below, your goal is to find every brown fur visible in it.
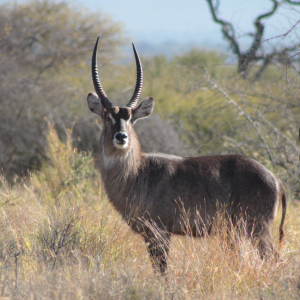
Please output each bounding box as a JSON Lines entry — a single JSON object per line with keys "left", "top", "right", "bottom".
{"left": 87, "top": 93, "right": 286, "bottom": 275}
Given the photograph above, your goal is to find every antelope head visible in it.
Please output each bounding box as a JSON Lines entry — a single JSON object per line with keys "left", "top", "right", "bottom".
{"left": 87, "top": 37, "right": 154, "bottom": 152}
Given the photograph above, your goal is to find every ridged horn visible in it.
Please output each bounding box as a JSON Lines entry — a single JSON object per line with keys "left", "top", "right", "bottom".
{"left": 92, "top": 37, "right": 113, "bottom": 109}
{"left": 126, "top": 43, "right": 143, "bottom": 109}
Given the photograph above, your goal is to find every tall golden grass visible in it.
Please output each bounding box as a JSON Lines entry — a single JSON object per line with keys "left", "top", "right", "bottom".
{"left": 0, "top": 125, "right": 299, "bottom": 299}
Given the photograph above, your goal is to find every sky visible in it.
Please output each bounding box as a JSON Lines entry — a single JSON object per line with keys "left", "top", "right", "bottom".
{"left": 73, "top": 0, "right": 300, "bottom": 47}
{"left": 3, "top": 0, "right": 300, "bottom": 55}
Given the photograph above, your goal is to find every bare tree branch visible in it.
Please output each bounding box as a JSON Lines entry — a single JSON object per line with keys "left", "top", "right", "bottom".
{"left": 206, "top": 0, "right": 300, "bottom": 79}
{"left": 210, "top": 80, "right": 275, "bottom": 162}
{"left": 285, "top": 0, "right": 300, "bottom": 4}
{"left": 247, "top": 0, "right": 278, "bottom": 56}
{"left": 206, "top": 0, "right": 240, "bottom": 56}
{"left": 261, "top": 19, "right": 300, "bottom": 44}
{"left": 238, "top": 0, "right": 279, "bottom": 75}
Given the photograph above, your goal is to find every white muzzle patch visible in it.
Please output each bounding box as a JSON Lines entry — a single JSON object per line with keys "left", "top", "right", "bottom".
{"left": 113, "top": 132, "right": 129, "bottom": 149}
{"left": 113, "top": 139, "right": 129, "bottom": 149}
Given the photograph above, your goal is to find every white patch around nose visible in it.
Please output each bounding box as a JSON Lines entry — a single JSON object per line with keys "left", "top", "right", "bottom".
{"left": 113, "top": 135, "right": 129, "bottom": 149}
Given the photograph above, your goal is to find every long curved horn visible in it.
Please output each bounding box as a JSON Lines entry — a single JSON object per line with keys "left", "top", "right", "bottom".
{"left": 92, "top": 37, "right": 113, "bottom": 109}
{"left": 126, "top": 43, "right": 143, "bottom": 109}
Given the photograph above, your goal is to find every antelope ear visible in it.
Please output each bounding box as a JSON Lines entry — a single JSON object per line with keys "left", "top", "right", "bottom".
{"left": 87, "top": 93, "right": 105, "bottom": 119}
{"left": 132, "top": 97, "right": 154, "bottom": 124}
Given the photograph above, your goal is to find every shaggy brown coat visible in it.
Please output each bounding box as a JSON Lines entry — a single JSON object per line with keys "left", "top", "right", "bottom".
{"left": 87, "top": 93, "right": 286, "bottom": 274}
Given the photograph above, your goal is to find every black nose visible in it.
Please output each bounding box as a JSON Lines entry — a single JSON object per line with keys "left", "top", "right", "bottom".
{"left": 115, "top": 132, "right": 128, "bottom": 143}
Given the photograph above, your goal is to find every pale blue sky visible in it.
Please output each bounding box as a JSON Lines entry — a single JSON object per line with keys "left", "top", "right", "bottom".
{"left": 73, "top": 0, "right": 300, "bottom": 46}
{"left": 3, "top": 0, "right": 300, "bottom": 51}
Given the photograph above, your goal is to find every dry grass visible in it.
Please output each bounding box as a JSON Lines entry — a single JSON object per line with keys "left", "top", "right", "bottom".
{"left": 0, "top": 126, "right": 299, "bottom": 299}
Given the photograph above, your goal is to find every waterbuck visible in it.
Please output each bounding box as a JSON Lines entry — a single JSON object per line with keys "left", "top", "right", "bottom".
{"left": 87, "top": 37, "right": 286, "bottom": 274}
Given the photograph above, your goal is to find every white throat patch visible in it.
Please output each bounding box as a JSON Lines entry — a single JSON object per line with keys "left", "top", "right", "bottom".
{"left": 101, "top": 149, "right": 130, "bottom": 170}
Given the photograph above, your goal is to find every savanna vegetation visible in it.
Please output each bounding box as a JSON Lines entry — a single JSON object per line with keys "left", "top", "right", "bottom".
{"left": 0, "top": 125, "right": 299, "bottom": 299}
{"left": 0, "top": 0, "right": 300, "bottom": 299}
